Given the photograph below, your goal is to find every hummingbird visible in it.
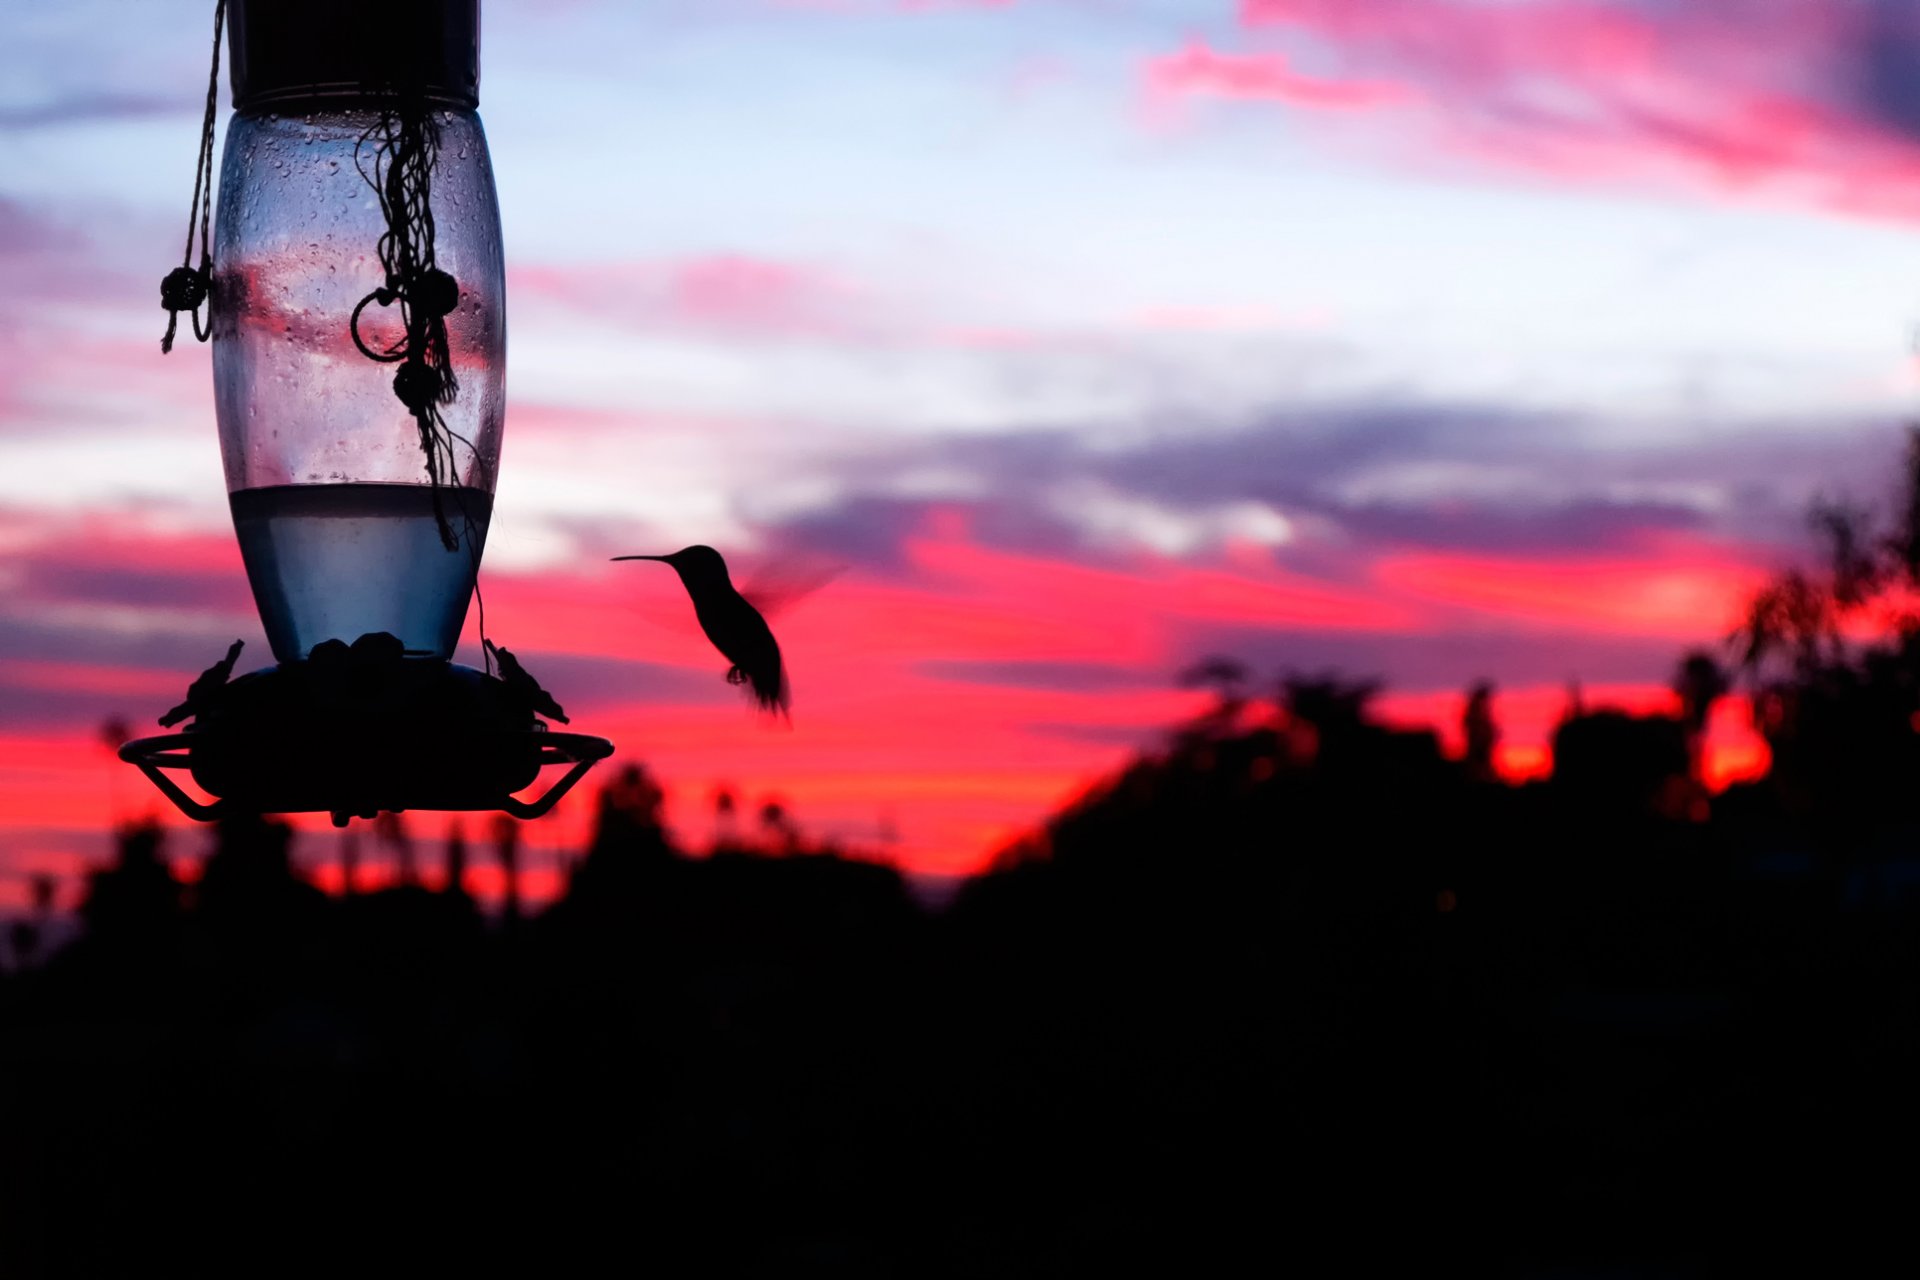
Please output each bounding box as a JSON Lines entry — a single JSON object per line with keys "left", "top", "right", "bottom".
{"left": 485, "top": 639, "right": 570, "bottom": 724}
{"left": 159, "top": 639, "right": 245, "bottom": 728}
{"left": 613, "top": 545, "right": 789, "bottom": 717}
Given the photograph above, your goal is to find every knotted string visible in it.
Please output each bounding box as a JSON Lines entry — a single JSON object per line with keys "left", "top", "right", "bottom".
{"left": 350, "top": 105, "right": 465, "bottom": 553}
{"left": 349, "top": 86, "right": 490, "bottom": 670}
{"left": 159, "top": 0, "right": 226, "bottom": 354}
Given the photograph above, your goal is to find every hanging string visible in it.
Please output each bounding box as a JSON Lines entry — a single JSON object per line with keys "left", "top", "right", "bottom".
{"left": 348, "top": 84, "right": 491, "bottom": 673}
{"left": 349, "top": 105, "right": 464, "bottom": 552}
{"left": 441, "top": 419, "right": 493, "bottom": 677}
{"left": 461, "top": 490, "right": 492, "bottom": 678}
{"left": 159, "top": 0, "right": 226, "bottom": 354}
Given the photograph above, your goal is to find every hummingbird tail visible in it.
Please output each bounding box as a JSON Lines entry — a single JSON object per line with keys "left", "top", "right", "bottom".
{"left": 749, "top": 668, "right": 790, "bottom": 720}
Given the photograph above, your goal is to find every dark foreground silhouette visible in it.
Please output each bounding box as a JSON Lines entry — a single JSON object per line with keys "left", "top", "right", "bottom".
{"left": 11, "top": 444, "right": 1920, "bottom": 1275}
{"left": 4, "top": 690, "right": 1919, "bottom": 1277}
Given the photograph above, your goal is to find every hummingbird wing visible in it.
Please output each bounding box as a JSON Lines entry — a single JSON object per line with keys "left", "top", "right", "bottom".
{"left": 735, "top": 551, "right": 844, "bottom": 620}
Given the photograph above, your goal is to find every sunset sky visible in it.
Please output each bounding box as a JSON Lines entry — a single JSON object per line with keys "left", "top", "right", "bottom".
{"left": 5, "top": 0, "right": 1920, "bottom": 904}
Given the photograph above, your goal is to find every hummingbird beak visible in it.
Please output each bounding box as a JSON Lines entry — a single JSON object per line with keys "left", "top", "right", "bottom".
{"left": 611, "top": 555, "right": 671, "bottom": 562}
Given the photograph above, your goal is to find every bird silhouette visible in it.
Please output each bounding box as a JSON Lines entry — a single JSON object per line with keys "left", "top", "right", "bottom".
{"left": 485, "top": 639, "right": 569, "bottom": 724}
{"left": 159, "top": 639, "right": 245, "bottom": 728}
{"left": 613, "top": 546, "right": 789, "bottom": 717}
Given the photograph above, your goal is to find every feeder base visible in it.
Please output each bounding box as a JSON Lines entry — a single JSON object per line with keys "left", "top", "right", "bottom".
{"left": 119, "top": 655, "right": 611, "bottom": 824}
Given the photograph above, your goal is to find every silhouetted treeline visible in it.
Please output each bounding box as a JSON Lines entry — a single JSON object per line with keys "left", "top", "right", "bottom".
{"left": 4, "top": 684, "right": 1916, "bottom": 1275}
{"left": 11, "top": 444, "right": 1920, "bottom": 1274}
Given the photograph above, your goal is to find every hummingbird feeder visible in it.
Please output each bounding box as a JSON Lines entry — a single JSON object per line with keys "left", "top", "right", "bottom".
{"left": 120, "top": 0, "right": 612, "bottom": 827}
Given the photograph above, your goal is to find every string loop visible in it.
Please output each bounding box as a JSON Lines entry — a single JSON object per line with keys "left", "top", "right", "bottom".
{"left": 352, "top": 104, "right": 464, "bottom": 552}
{"left": 160, "top": 0, "right": 225, "bottom": 355}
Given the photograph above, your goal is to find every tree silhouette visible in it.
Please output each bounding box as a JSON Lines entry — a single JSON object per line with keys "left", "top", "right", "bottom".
{"left": 1672, "top": 649, "right": 1730, "bottom": 781}
{"left": 1280, "top": 672, "right": 1380, "bottom": 767}
{"left": 1734, "top": 433, "right": 1920, "bottom": 682}
{"left": 373, "top": 810, "right": 417, "bottom": 887}
{"left": 1178, "top": 654, "right": 1251, "bottom": 734}
{"left": 1462, "top": 680, "right": 1499, "bottom": 782}
{"left": 77, "top": 819, "right": 180, "bottom": 945}
{"left": 443, "top": 819, "right": 470, "bottom": 899}
{"left": 490, "top": 814, "right": 522, "bottom": 922}
{"left": 712, "top": 784, "right": 740, "bottom": 851}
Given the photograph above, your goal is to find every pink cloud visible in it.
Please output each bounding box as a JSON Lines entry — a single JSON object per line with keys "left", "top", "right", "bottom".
{"left": 666, "top": 256, "right": 829, "bottom": 326}
{"left": 509, "top": 254, "right": 861, "bottom": 338}
{"left": 1146, "top": 41, "right": 1411, "bottom": 111}
{"left": 1239, "top": 0, "right": 1678, "bottom": 84}
{"left": 1148, "top": 0, "right": 1920, "bottom": 220}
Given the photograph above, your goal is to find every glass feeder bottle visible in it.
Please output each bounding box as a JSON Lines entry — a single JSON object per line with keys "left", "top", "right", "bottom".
{"left": 212, "top": 0, "right": 503, "bottom": 664}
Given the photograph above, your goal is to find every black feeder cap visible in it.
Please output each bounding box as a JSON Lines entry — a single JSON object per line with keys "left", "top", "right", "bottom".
{"left": 228, "top": 0, "right": 481, "bottom": 113}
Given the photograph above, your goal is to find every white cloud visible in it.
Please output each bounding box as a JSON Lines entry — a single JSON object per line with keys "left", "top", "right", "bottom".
{"left": 1045, "top": 478, "right": 1294, "bottom": 556}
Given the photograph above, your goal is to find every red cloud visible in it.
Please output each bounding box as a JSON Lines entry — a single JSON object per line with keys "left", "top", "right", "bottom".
{"left": 0, "top": 495, "right": 1785, "bottom": 897}
{"left": 1373, "top": 540, "right": 1768, "bottom": 637}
